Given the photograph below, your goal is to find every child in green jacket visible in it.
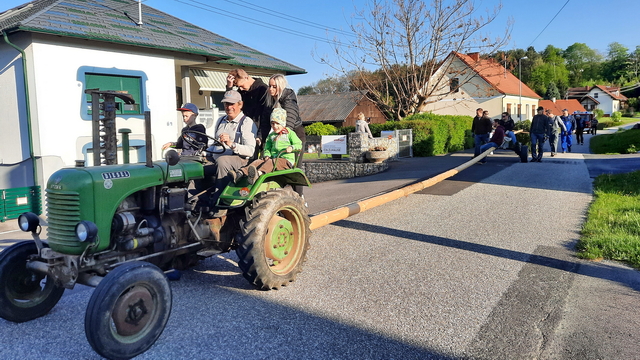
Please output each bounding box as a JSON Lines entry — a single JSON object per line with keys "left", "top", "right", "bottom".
{"left": 232, "top": 108, "right": 302, "bottom": 184}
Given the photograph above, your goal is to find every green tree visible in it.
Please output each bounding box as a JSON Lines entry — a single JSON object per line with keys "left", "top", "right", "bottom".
{"left": 297, "top": 85, "right": 316, "bottom": 96}
{"left": 545, "top": 82, "right": 561, "bottom": 100}
{"left": 603, "top": 42, "right": 630, "bottom": 83}
{"left": 298, "top": 75, "right": 353, "bottom": 95}
{"left": 563, "top": 43, "right": 603, "bottom": 86}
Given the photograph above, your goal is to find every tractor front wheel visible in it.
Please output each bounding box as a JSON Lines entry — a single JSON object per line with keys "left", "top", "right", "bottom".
{"left": 0, "top": 241, "right": 64, "bottom": 323}
{"left": 237, "top": 189, "right": 311, "bottom": 290}
{"left": 85, "top": 261, "right": 171, "bottom": 360}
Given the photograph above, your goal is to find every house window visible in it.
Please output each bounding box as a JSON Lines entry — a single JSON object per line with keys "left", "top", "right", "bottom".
{"left": 449, "top": 78, "right": 459, "bottom": 93}
{"left": 593, "top": 92, "right": 598, "bottom": 98}
{"left": 85, "top": 73, "right": 142, "bottom": 115}
{"left": 506, "top": 103, "right": 511, "bottom": 114}
{"left": 517, "top": 104, "right": 521, "bottom": 117}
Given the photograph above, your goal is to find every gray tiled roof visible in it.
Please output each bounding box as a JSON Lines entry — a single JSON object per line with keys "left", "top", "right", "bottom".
{"left": 0, "top": 0, "right": 305, "bottom": 74}
{"left": 298, "top": 91, "right": 366, "bottom": 123}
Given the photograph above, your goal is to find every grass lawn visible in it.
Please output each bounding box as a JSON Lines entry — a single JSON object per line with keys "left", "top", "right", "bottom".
{"left": 590, "top": 128, "right": 640, "bottom": 154}
{"left": 577, "top": 171, "right": 640, "bottom": 269}
{"left": 618, "top": 116, "right": 640, "bottom": 126}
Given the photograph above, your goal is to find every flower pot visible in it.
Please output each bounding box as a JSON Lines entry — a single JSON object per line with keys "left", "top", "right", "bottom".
{"left": 366, "top": 150, "right": 388, "bottom": 163}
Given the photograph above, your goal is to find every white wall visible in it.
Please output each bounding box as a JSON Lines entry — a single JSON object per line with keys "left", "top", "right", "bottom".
{"left": 29, "top": 37, "right": 178, "bottom": 186}
{"left": 589, "top": 89, "right": 614, "bottom": 115}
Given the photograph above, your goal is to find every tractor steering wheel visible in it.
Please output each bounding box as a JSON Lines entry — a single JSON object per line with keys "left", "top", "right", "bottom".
{"left": 180, "top": 130, "right": 227, "bottom": 157}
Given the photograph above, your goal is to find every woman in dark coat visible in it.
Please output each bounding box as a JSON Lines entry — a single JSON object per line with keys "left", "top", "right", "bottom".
{"left": 263, "top": 74, "right": 306, "bottom": 198}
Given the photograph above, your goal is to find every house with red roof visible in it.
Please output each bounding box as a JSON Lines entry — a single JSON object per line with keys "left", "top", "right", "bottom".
{"left": 566, "top": 85, "right": 627, "bottom": 116}
{"left": 0, "top": 0, "right": 304, "bottom": 214}
{"left": 538, "top": 99, "right": 587, "bottom": 116}
{"left": 421, "top": 52, "right": 541, "bottom": 121}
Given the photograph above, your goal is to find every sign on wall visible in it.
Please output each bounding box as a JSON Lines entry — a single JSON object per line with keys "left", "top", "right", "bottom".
{"left": 321, "top": 135, "right": 347, "bottom": 154}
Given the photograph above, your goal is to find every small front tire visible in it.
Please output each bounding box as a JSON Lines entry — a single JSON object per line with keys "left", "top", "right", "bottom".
{"left": 0, "top": 241, "right": 64, "bottom": 323}
{"left": 85, "top": 261, "right": 171, "bottom": 360}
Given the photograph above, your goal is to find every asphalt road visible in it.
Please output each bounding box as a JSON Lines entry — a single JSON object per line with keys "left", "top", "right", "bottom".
{"left": 1, "top": 128, "right": 640, "bottom": 359}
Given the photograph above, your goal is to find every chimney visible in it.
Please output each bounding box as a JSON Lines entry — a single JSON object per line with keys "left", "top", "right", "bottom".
{"left": 552, "top": 97, "right": 556, "bottom": 103}
{"left": 468, "top": 52, "right": 480, "bottom": 62}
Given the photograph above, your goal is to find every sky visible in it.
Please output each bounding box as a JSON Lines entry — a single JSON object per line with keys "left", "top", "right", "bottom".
{"left": 2, "top": 0, "right": 639, "bottom": 91}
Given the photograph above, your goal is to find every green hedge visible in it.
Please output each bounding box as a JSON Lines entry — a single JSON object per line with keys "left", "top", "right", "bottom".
{"left": 308, "top": 114, "right": 474, "bottom": 157}
{"left": 367, "top": 113, "right": 473, "bottom": 157}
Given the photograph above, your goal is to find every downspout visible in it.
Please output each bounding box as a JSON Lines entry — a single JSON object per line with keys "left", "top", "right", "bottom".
{"left": 2, "top": 31, "right": 38, "bottom": 186}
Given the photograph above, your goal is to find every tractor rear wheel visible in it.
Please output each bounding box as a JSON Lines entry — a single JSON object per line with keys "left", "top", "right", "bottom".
{"left": 237, "top": 189, "right": 311, "bottom": 290}
{"left": 85, "top": 261, "right": 171, "bottom": 360}
{"left": 0, "top": 241, "right": 64, "bottom": 323}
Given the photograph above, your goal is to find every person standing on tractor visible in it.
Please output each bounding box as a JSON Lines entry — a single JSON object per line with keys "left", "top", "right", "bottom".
{"left": 560, "top": 109, "right": 576, "bottom": 153}
{"left": 232, "top": 108, "right": 302, "bottom": 184}
{"left": 161, "top": 103, "right": 207, "bottom": 156}
{"left": 530, "top": 107, "right": 550, "bottom": 162}
{"left": 201, "top": 90, "right": 257, "bottom": 217}
{"left": 226, "top": 69, "right": 269, "bottom": 144}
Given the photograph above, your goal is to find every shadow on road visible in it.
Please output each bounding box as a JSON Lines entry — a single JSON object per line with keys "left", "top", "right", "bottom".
{"left": 333, "top": 219, "right": 640, "bottom": 293}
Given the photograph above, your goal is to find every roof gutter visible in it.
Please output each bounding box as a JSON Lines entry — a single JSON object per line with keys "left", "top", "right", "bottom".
{"left": 2, "top": 31, "right": 38, "bottom": 186}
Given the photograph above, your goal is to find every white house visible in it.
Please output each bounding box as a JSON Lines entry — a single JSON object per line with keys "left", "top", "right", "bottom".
{"left": 421, "top": 52, "right": 541, "bottom": 121}
{"left": 0, "top": 0, "right": 304, "bottom": 219}
{"left": 567, "top": 85, "right": 627, "bottom": 116}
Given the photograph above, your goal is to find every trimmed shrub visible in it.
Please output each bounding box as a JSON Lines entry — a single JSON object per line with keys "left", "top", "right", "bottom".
{"left": 305, "top": 122, "right": 337, "bottom": 136}
{"left": 514, "top": 120, "right": 531, "bottom": 145}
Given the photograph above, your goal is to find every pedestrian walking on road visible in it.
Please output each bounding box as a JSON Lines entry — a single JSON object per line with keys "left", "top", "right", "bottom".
{"left": 530, "top": 107, "right": 550, "bottom": 162}
{"left": 590, "top": 117, "right": 599, "bottom": 135}
{"left": 471, "top": 108, "right": 492, "bottom": 159}
{"left": 574, "top": 112, "right": 587, "bottom": 145}
{"left": 546, "top": 109, "right": 566, "bottom": 157}
{"left": 560, "top": 109, "right": 576, "bottom": 153}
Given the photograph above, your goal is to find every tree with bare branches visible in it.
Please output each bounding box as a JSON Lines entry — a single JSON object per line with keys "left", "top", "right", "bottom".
{"left": 320, "top": 0, "right": 510, "bottom": 120}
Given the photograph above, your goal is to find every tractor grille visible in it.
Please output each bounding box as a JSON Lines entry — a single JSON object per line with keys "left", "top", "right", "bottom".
{"left": 46, "top": 189, "right": 81, "bottom": 248}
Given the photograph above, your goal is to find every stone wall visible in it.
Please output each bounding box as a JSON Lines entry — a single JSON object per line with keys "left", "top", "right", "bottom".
{"left": 300, "top": 132, "right": 397, "bottom": 183}
{"left": 348, "top": 133, "right": 399, "bottom": 163}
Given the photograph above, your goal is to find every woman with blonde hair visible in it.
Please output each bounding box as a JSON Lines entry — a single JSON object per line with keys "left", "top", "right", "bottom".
{"left": 263, "top": 74, "right": 306, "bottom": 198}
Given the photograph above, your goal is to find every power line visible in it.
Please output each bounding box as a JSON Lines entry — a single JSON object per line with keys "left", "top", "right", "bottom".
{"left": 221, "top": 0, "right": 355, "bottom": 38}
{"left": 173, "top": 0, "right": 341, "bottom": 46}
{"left": 528, "top": 0, "right": 571, "bottom": 47}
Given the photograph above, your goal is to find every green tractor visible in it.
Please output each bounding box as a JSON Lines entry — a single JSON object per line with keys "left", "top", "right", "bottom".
{"left": 0, "top": 90, "right": 311, "bottom": 359}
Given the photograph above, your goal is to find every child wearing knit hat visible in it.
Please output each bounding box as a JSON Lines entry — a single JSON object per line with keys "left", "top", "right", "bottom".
{"left": 232, "top": 108, "right": 302, "bottom": 184}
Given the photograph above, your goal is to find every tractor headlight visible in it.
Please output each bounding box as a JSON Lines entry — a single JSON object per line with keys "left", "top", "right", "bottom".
{"left": 18, "top": 212, "right": 40, "bottom": 233}
{"left": 75, "top": 221, "right": 98, "bottom": 242}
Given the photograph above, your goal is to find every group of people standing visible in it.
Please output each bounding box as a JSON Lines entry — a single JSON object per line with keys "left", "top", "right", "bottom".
{"left": 161, "top": 69, "right": 305, "bottom": 217}
{"left": 471, "top": 108, "right": 517, "bottom": 163}
{"left": 529, "top": 107, "right": 593, "bottom": 162}
{"left": 472, "top": 107, "right": 598, "bottom": 164}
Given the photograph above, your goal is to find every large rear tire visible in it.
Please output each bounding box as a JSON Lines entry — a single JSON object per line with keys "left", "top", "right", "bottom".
{"left": 237, "top": 189, "right": 311, "bottom": 290}
{"left": 85, "top": 261, "right": 171, "bottom": 360}
{"left": 0, "top": 241, "right": 64, "bottom": 323}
